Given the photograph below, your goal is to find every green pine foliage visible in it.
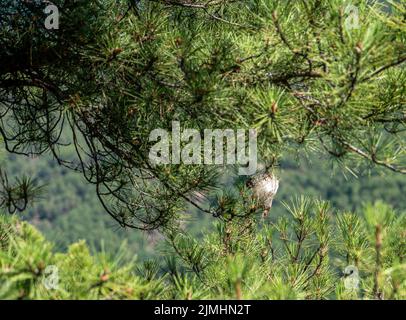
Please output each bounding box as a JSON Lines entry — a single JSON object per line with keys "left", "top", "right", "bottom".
{"left": 1, "top": 0, "right": 405, "bottom": 230}
{"left": 0, "top": 214, "right": 163, "bottom": 299}
{"left": 1, "top": 199, "right": 404, "bottom": 300}
{"left": 163, "top": 198, "right": 405, "bottom": 300}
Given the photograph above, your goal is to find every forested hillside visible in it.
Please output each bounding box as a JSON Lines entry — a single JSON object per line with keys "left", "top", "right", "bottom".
{"left": 4, "top": 151, "right": 157, "bottom": 260}
{"left": 3, "top": 148, "right": 406, "bottom": 260}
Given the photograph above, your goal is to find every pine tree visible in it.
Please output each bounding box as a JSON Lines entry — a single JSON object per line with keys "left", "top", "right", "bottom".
{"left": 169, "top": 198, "right": 405, "bottom": 299}
{"left": 0, "top": 137, "right": 42, "bottom": 214}
{"left": 0, "top": 199, "right": 404, "bottom": 299}
{"left": 1, "top": 0, "right": 405, "bottom": 230}
{"left": 0, "top": 0, "right": 405, "bottom": 301}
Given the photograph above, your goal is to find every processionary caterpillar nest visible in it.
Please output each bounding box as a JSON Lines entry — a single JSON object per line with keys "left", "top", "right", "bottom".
{"left": 247, "top": 172, "right": 279, "bottom": 217}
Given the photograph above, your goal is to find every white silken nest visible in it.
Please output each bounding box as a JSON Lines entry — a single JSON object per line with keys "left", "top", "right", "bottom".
{"left": 248, "top": 172, "right": 279, "bottom": 217}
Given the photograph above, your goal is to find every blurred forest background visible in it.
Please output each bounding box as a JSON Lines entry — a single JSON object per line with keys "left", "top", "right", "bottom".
{"left": 3, "top": 138, "right": 405, "bottom": 261}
